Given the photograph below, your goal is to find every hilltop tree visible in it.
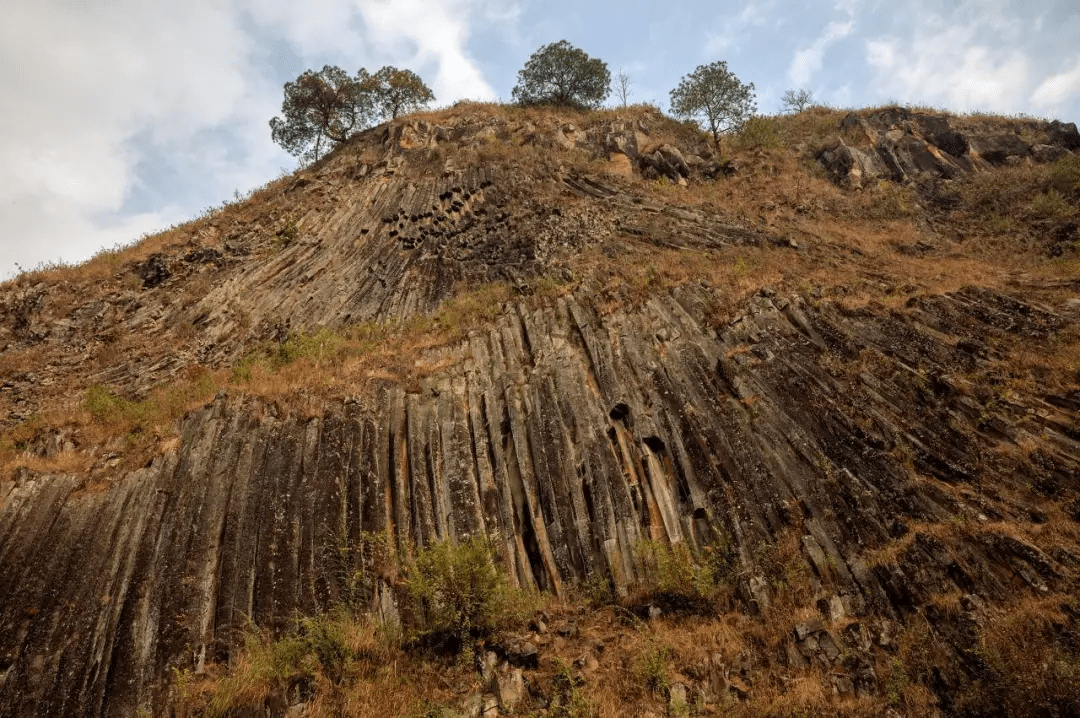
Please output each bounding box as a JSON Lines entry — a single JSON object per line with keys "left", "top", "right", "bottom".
{"left": 270, "top": 65, "right": 374, "bottom": 164}
{"left": 669, "top": 61, "right": 756, "bottom": 145}
{"left": 781, "top": 88, "right": 814, "bottom": 113}
{"left": 365, "top": 66, "right": 435, "bottom": 120}
{"left": 511, "top": 40, "right": 610, "bottom": 109}
{"left": 270, "top": 65, "right": 434, "bottom": 163}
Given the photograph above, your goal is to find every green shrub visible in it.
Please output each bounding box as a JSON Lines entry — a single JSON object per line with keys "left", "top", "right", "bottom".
{"left": 404, "top": 535, "right": 530, "bottom": 650}
{"left": 272, "top": 326, "right": 344, "bottom": 367}
{"left": 1048, "top": 154, "right": 1080, "bottom": 197}
{"left": 206, "top": 624, "right": 311, "bottom": 716}
{"left": 637, "top": 643, "right": 672, "bottom": 696}
{"left": 335, "top": 530, "right": 395, "bottom": 607}
{"left": 735, "top": 115, "right": 782, "bottom": 150}
{"left": 206, "top": 608, "right": 386, "bottom": 716}
{"left": 84, "top": 385, "right": 158, "bottom": 429}
{"left": 634, "top": 538, "right": 734, "bottom": 602}
{"left": 867, "top": 180, "right": 916, "bottom": 219}
{"left": 1030, "top": 189, "right": 1075, "bottom": 219}
{"left": 550, "top": 657, "right": 591, "bottom": 718}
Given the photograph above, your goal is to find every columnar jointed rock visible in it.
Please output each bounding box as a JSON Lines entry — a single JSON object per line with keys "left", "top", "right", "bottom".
{"left": 1, "top": 282, "right": 1077, "bottom": 716}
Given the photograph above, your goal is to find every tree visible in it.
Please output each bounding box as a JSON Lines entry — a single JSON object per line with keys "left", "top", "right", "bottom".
{"left": 269, "top": 65, "right": 373, "bottom": 164}
{"left": 365, "top": 66, "right": 435, "bottom": 120}
{"left": 781, "top": 88, "right": 814, "bottom": 113}
{"left": 669, "top": 61, "right": 756, "bottom": 145}
{"left": 615, "top": 69, "right": 632, "bottom": 107}
{"left": 511, "top": 40, "right": 610, "bottom": 109}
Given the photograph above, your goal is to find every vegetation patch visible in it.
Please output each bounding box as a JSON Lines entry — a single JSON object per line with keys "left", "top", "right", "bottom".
{"left": 403, "top": 535, "right": 534, "bottom": 653}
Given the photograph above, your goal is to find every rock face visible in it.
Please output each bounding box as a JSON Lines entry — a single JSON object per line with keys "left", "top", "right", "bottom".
{"left": 1, "top": 106, "right": 1079, "bottom": 716}
{"left": 819, "top": 107, "right": 1080, "bottom": 186}
{"left": 2, "top": 282, "right": 1078, "bottom": 715}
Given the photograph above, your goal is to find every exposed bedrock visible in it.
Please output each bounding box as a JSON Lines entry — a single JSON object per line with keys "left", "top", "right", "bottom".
{"left": 2, "top": 285, "right": 1078, "bottom": 716}
{"left": 819, "top": 108, "right": 1080, "bottom": 187}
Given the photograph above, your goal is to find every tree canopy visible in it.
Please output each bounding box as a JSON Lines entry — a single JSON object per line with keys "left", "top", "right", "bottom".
{"left": 669, "top": 61, "right": 757, "bottom": 144}
{"left": 511, "top": 40, "right": 610, "bottom": 109}
{"left": 269, "top": 65, "right": 372, "bottom": 164}
{"left": 365, "top": 66, "right": 436, "bottom": 120}
{"left": 270, "top": 65, "right": 434, "bottom": 164}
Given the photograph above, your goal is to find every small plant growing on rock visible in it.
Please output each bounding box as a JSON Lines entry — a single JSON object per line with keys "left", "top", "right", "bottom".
{"left": 637, "top": 642, "right": 673, "bottom": 696}
{"left": 633, "top": 539, "right": 732, "bottom": 608}
{"left": 403, "top": 535, "right": 530, "bottom": 652}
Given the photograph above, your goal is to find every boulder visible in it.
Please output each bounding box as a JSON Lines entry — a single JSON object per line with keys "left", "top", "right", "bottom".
{"left": 968, "top": 134, "right": 1031, "bottom": 165}
{"left": 1032, "top": 144, "right": 1069, "bottom": 163}
{"left": 1048, "top": 120, "right": 1080, "bottom": 151}
{"left": 495, "top": 668, "right": 525, "bottom": 711}
{"left": 137, "top": 253, "right": 171, "bottom": 288}
{"left": 639, "top": 144, "right": 690, "bottom": 183}
{"left": 928, "top": 129, "right": 969, "bottom": 158}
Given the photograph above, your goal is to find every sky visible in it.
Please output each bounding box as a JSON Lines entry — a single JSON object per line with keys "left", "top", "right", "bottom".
{"left": 1, "top": 0, "right": 1078, "bottom": 278}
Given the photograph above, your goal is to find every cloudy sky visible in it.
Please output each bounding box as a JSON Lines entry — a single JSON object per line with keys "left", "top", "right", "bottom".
{"left": 2, "top": 0, "right": 1078, "bottom": 278}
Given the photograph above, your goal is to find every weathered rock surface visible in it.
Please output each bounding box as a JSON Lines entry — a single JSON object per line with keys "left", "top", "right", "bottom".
{"left": 2, "top": 280, "right": 1078, "bottom": 715}
{"left": 819, "top": 108, "right": 1079, "bottom": 187}
{"left": 1, "top": 106, "right": 1079, "bottom": 716}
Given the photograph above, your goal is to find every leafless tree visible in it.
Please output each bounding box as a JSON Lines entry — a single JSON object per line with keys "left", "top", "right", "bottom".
{"left": 781, "top": 88, "right": 814, "bottom": 113}
{"left": 616, "top": 70, "right": 632, "bottom": 107}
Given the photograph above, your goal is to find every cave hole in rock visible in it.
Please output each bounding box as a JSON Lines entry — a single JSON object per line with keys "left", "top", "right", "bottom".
{"left": 609, "top": 402, "right": 632, "bottom": 429}
{"left": 575, "top": 460, "right": 598, "bottom": 526}
{"left": 582, "top": 479, "right": 596, "bottom": 525}
{"left": 642, "top": 436, "right": 666, "bottom": 454}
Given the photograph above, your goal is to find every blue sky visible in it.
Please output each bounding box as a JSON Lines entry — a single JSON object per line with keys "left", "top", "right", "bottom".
{"left": 2, "top": 0, "right": 1078, "bottom": 277}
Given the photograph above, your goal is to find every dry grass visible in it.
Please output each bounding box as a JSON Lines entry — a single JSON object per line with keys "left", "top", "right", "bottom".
{"left": 192, "top": 612, "right": 473, "bottom": 718}
{"left": 956, "top": 595, "right": 1080, "bottom": 715}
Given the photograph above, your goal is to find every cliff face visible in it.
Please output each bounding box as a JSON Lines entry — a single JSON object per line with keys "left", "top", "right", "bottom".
{"left": 1, "top": 104, "right": 1079, "bottom": 716}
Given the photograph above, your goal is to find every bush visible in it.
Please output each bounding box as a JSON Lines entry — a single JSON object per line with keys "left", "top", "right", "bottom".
{"left": 634, "top": 539, "right": 734, "bottom": 604}
{"left": 637, "top": 643, "right": 672, "bottom": 696}
{"left": 403, "top": 535, "right": 530, "bottom": 650}
{"left": 735, "top": 115, "right": 782, "bottom": 150}
{"left": 1030, "top": 189, "right": 1075, "bottom": 219}
{"left": 1048, "top": 154, "right": 1080, "bottom": 197}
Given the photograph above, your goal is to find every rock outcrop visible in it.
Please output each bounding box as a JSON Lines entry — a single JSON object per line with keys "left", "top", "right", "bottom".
{"left": 819, "top": 107, "right": 1080, "bottom": 187}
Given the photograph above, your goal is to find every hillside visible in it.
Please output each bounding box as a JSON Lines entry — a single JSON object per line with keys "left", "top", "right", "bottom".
{"left": 1, "top": 103, "right": 1079, "bottom": 717}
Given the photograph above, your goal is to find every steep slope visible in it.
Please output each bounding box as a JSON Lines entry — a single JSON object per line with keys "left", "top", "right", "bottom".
{"left": 1, "top": 104, "right": 1079, "bottom": 717}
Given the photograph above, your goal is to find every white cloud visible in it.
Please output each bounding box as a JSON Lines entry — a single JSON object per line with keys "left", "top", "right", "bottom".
{"left": 358, "top": 0, "right": 500, "bottom": 101}
{"left": 0, "top": 0, "right": 259, "bottom": 275}
{"left": 1033, "top": 59, "right": 1080, "bottom": 111}
{"left": 788, "top": 20, "right": 854, "bottom": 87}
{"left": 0, "top": 0, "right": 514, "bottom": 277}
{"left": 249, "top": 0, "right": 505, "bottom": 102}
{"left": 705, "top": 0, "right": 777, "bottom": 55}
{"left": 856, "top": 0, "right": 1080, "bottom": 116}
{"left": 864, "top": 21, "right": 1032, "bottom": 113}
